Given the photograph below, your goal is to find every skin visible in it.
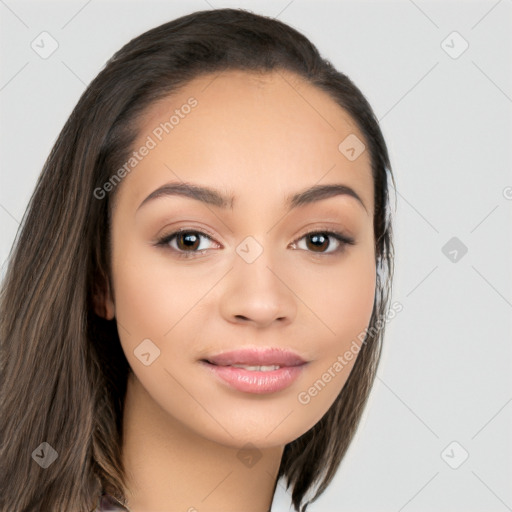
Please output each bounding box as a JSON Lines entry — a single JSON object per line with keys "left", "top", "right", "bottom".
{"left": 96, "top": 69, "right": 376, "bottom": 512}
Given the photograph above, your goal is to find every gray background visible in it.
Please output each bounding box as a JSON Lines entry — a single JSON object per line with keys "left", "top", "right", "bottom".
{"left": 1, "top": 0, "right": 511, "bottom": 510}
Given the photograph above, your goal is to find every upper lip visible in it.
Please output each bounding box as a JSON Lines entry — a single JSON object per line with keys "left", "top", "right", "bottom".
{"left": 203, "top": 348, "right": 307, "bottom": 367}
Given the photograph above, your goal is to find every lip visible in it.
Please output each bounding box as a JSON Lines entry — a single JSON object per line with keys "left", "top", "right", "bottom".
{"left": 200, "top": 348, "right": 308, "bottom": 394}
{"left": 203, "top": 348, "right": 307, "bottom": 367}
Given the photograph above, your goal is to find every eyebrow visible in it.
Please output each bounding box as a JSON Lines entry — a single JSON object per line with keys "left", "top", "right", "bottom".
{"left": 136, "top": 181, "right": 368, "bottom": 214}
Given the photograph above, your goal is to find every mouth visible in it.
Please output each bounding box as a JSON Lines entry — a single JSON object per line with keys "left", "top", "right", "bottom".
{"left": 199, "top": 348, "right": 308, "bottom": 394}
{"left": 201, "top": 347, "right": 307, "bottom": 368}
{"left": 203, "top": 362, "right": 286, "bottom": 371}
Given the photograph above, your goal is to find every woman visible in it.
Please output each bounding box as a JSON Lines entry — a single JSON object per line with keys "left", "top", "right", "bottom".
{"left": 0, "top": 7, "right": 395, "bottom": 512}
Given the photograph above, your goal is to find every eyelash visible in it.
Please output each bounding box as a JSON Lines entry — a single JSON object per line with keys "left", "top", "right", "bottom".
{"left": 155, "top": 226, "right": 355, "bottom": 259}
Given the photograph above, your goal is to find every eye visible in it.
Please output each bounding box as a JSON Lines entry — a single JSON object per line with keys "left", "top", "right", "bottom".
{"left": 156, "top": 227, "right": 355, "bottom": 259}
{"left": 290, "top": 230, "right": 355, "bottom": 255}
{"left": 156, "top": 229, "right": 219, "bottom": 258}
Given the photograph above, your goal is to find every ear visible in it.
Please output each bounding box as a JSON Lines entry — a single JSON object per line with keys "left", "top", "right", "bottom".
{"left": 93, "top": 276, "right": 115, "bottom": 320}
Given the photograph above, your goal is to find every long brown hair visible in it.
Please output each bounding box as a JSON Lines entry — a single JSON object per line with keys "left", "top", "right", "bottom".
{"left": 0, "top": 8, "right": 395, "bottom": 512}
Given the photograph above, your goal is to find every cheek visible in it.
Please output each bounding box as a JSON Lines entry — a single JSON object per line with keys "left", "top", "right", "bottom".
{"left": 292, "top": 249, "right": 376, "bottom": 423}
{"left": 325, "top": 256, "right": 375, "bottom": 338}
{"left": 110, "top": 239, "right": 204, "bottom": 339}
{"left": 111, "top": 260, "right": 170, "bottom": 337}
{"left": 305, "top": 248, "right": 376, "bottom": 347}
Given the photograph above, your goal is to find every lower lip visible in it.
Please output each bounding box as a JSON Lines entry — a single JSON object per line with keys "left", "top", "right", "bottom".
{"left": 200, "top": 361, "right": 307, "bottom": 394}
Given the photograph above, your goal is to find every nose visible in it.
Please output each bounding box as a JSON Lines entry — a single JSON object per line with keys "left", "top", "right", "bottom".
{"left": 218, "top": 243, "right": 297, "bottom": 329}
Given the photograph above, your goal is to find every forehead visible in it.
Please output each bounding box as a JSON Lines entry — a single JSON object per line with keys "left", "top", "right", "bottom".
{"left": 118, "top": 69, "right": 374, "bottom": 214}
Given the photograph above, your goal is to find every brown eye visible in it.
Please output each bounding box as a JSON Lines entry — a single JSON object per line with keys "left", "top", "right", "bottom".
{"left": 305, "top": 233, "right": 330, "bottom": 252}
{"left": 157, "top": 229, "right": 218, "bottom": 258}
{"left": 176, "top": 232, "right": 201, "bottom": 251}
{"left": 292, "top": 230, "right": 355, "bottom": 255}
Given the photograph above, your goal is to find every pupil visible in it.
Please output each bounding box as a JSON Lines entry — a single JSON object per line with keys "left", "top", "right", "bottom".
{"left": 179, "top": 233, "right": 199, "bottom": 250}
{"left": 308, "top": 234, "right": 328, "bottom": 252}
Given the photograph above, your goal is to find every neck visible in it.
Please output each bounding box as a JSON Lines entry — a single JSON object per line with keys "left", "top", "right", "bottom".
{"left": 120, "top": 372, "right": 283, "bottom": 512}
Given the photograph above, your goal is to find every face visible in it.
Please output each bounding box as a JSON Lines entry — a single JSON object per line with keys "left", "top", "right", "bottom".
{"left": 101, "top": 69, "right": 376, "bottom": 448}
